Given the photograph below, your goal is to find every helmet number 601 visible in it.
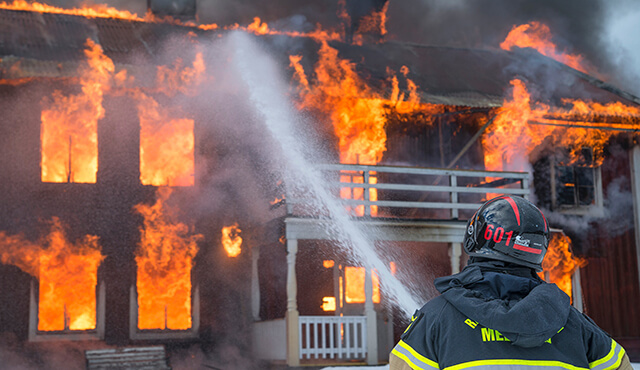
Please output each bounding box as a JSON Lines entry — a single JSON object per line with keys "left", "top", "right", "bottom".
{"left": 483, "top": 224, "right": 514, "bottom": 246}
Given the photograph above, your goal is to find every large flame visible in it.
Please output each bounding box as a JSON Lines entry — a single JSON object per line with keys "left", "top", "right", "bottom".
{"left": 136, "top": 92, "right": 196, "bottom": 187}
{"left": 483, "top": 78, "right": 640, "bottom": 174}
{"left": 221, "top": 223, "right": 242, "bottom": 258}
{"left": 541, "top": 233, "right": 586, "bottom": 302}
{"left": 500, "top": 21, "right": 588, "bottom": 74}
{"left": 134, "top": 187, "right": 201, "bottom": 330}
{"left": 137, "top": 53, "right": 204, "bottom": 187}
{"left": 290, "top": 42, "right": 442, "bottom": 215}
{"left": 0, "top": 218, "right": 104, "bottom": 331}
{"left": 41, "top": 39, "right": 113, "bottom": 183}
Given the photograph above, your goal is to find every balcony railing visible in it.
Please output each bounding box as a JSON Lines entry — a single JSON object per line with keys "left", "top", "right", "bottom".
{"left": 284, "top": 163, "right": 530, "bottom": 220}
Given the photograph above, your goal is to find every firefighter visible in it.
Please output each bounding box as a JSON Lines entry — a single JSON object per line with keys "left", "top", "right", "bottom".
{"left": 390, "top": 195, "right": 632, "bottom": 370}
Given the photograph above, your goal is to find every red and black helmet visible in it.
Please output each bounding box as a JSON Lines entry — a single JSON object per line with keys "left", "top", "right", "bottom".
{"left": 463, "top": 195, "right": 549, "bottom": 271}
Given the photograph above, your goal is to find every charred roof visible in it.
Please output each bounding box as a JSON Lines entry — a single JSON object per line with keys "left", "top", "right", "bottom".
{"left": 0, "top": 7, "right": 639, "bottom": 112}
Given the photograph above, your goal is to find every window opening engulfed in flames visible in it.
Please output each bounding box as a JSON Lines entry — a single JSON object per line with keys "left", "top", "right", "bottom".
{"left": 322, "top": 261, "right": 382, "bottom": 313}
{"left": 133, "top": 188, "right": 201, "bottom": 332}
{"left": 40, "top": 39, "right": 112, "bottom": 184}
{"left": 137, "top": 92, "right": 196, "bottom": 187}
{"left": 0, "top": 218, "right": 105, "bottom": 339}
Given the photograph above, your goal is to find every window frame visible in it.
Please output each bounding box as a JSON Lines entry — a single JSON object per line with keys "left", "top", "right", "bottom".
{"left": 550, "top": 158, "right": 603, "bottom": 215}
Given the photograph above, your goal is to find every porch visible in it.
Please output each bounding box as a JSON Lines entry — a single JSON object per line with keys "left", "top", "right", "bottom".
{"left": 252, "top": 163, "right": 531, "bottom": 366}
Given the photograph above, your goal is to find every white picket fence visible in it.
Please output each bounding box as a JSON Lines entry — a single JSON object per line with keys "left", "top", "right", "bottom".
{"left": 299, "top": 316, "right": 367, "bottom": 360}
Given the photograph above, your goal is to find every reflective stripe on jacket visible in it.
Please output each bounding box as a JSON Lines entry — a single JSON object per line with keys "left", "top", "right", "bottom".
{"left": 389, "top": 263, "right": 630, "bottom": 370}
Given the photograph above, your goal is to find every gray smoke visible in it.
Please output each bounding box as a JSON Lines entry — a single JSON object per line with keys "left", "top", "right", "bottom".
{"left": 34, "top": 0, "right": 640, "bottom": 95}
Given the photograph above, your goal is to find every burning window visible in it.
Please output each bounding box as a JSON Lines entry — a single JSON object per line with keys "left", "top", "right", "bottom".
{"left": 135, "top": 53, "right": 204, "bottom": 187}
{"left": 344, "top": 266, "right": 380, "bottom": 305}
{"left": 320, "top": 262, "right": 382, "bottom": 312}
{"left": 136, "top": 92, "right": 195, "bottom": 187}
{"left": 0, "top": 218, "right": 105, "bottom": 338}
{"left": 134, "top": 188, "right": 201, "bottom": 331}
{"left": 41, "top": 39, "right": 113, "bottom": 184}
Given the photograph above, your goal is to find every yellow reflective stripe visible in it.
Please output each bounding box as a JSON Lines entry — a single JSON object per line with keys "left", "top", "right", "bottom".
{"left": 404, "top": 315, "right": 418, "bottom": 334}
{"left": 589, "top": 339, "right": 626, "bottom": 370}
{"left": 391, "top": 339, "right": 439, "bottom": 369}
{"left": 445, "top": 359, "right": 588, "bottom": 370}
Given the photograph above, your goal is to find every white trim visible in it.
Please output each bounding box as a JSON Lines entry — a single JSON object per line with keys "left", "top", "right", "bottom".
{"left": 28, "top": 279, "right": 105, "bottom": 341}
{"left": 128, "top": 284, "right": 199, "bottom": 340}
{"left": 551, "top": 160, "right": 604, "bottom": 216}
{"left": 629, "top": 146, "right": 640, "bottom": 295}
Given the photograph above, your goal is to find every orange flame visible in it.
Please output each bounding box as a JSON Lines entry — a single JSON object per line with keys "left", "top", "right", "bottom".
{"left": 0, "top": 218, "right": 104, "bottom": 331}
{"left": 153, "top": 53, "right": 206, "bottom": 97}
{"left": 541, "top": 233, "right": 586, "bottom": 301}
{"left": 321, "top": 297, "right": 337, "bottom": 311}
{"left": 484, "top": 78, "right": 640, "bottom": 175}
{"left": 323, "top": 259, "right": 335, "bottom": 268}
{"left": 351, "top": 1, "right": 390, "bottom": 45}
{"left": 0, "top": 0, "right": 145, "bottom": 21}
{"left": 231, "top": 17, "right": 342, "bottom": 43}
{"left": 344, "top": 266, "right": 380, "bottom": 304}
{"left": 290, "top": 43, "right": 442, "bottom": 215}
{"left": 134, "top": 187, "right": 201, "bottom": 330}
{"left": 137, "top": 53, "right": 204, "bottom": 187}
{"left": 500, "top": 22, "right": 588, "bottom": 73}
{"left": 0, "top": 0, "right": 219, "bottom": 29}
{"left": 136, "top": 92, "right": 195, "bottom": 187}
{"left": 221, "top": 224, "right": 242, "bottom": 258}
{"left": 41, "top": 39, "right": 113, "bottom": 183}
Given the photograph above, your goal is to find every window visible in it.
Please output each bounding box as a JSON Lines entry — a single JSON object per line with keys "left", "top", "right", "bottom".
{"left": 552, "top": 163, "right": 602, "bottom": 214}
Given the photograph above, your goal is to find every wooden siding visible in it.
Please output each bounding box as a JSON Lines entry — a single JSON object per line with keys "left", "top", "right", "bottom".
{"left": 580, "top": 142, "right": 640, "bottom": 360}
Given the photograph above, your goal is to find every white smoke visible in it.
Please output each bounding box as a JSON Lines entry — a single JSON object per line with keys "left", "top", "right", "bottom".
{"left": 603, "top": 1, "right": 640, "bottom": 96}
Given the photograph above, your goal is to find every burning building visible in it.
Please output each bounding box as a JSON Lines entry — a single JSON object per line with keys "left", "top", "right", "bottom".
{"left": 0, "top": 1, "right": 639, "bottom": 368}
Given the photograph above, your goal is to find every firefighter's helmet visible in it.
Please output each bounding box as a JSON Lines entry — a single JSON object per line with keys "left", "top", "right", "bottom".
{"left": 463, "top": 195, "right": 549, "bottom": 271}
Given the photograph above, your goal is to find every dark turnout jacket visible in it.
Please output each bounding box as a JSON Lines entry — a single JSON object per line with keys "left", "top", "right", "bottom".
{"left": 390, "top": 261, "right": 631, "bottom": 370}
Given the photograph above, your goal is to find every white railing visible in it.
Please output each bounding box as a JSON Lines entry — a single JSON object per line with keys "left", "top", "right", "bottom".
{"left": 284, "top": 163, "right": 530, "bottom": 219}
{"left": 299, "top": 316, "right": 367, "bottom": 360}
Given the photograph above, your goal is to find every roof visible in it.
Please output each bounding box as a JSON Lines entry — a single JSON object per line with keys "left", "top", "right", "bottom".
{"left": 1, "top": 7, "right": 639, "bottom": 113}
{"left": 0, "top": 8, "right": 205, "bottom": 80}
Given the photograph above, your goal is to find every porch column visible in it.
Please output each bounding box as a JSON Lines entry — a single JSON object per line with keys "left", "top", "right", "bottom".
{"left": 364, "top": 267, "right": 378, "bottom": 365}
{"left": 251, "top": 245, "right": 260, "bottom": 321}
{"left": 285, "top": 238, "right": 300, "bottom": 366}
{"left": 450, "top": 242, "right": 462, "bottom": 274}
{"left": 629, "top": 146, "right": 640, "bottom": 291}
